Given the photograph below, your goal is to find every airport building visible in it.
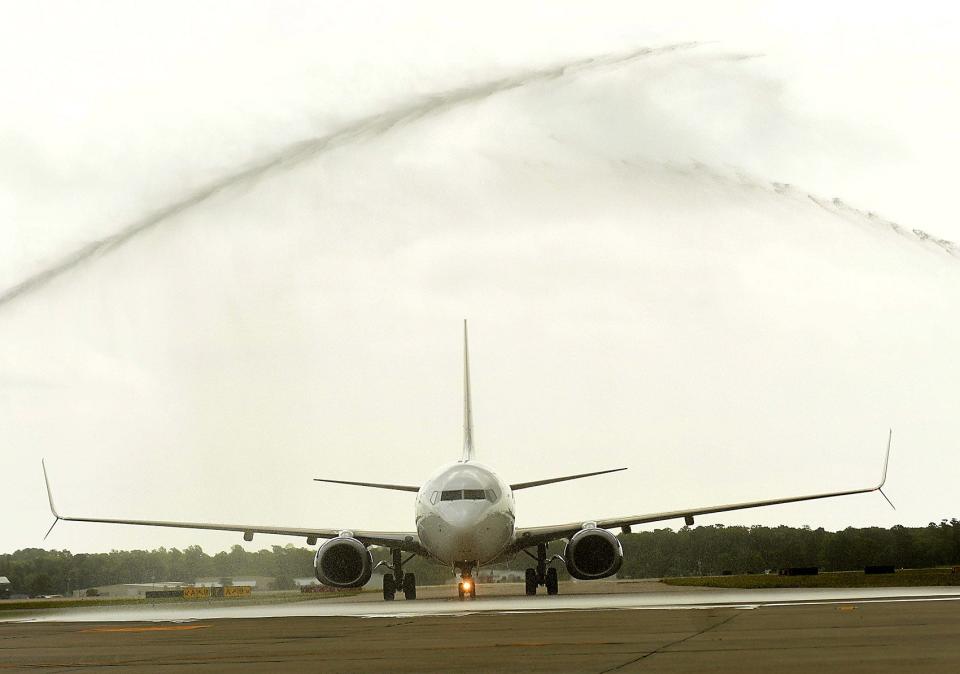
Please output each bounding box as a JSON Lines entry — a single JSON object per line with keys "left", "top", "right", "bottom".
{"left": 297, "top": 569, "right": 389, "bottom": 591}
{"left": 74, "top": 582, "right": 185, "bottom": 598}
{"left": 194, "top": 576, "right": 273, "bottom": 590}
{"left": 76, "top": 575, "right": 304, "bottom": 597}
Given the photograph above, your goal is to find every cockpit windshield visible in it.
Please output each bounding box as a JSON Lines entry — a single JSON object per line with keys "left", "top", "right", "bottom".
{"left": 439, "top": 489, "right": 498, "bottom": 502}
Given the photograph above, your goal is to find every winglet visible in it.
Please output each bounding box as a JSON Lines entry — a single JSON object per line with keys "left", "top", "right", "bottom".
{"left": 461, "top": 319, "right": 475, "bottom": 462}
{"left": 41, "top": 459, "right": 61, "bottom": 540}
{"left": 877, "top": 429, "right": 895, "bottom": 510}
{"left": 877, "top": 429, "right": 892, "bottom": 489}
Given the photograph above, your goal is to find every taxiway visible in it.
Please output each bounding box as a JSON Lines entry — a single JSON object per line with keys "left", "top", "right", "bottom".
{"left": 3, "top": 582, "right": 959, "bottom": 672}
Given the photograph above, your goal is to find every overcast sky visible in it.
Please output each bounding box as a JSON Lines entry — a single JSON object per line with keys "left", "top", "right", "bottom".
{"left": 2, "top": 2, "right": 959, "bottom": 555}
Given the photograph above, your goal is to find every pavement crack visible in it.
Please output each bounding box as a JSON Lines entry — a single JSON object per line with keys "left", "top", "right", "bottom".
{"left": 597, "top": 612, "right": 741, "bottom": 673}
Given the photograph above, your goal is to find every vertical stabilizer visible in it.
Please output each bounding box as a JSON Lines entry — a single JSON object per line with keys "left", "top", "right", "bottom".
{"left": 461, "top": 320, "right": 475, "bottom": 462}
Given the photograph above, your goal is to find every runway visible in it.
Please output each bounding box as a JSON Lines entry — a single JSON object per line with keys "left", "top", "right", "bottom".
{"left": 6, "top": 580, "right": 960, "bottom": 623}
{"left": 0, "top": 588, "right": 960, "bottom": 674}
{"left": 4, "top": 583, "right": 960, "bottom": 672}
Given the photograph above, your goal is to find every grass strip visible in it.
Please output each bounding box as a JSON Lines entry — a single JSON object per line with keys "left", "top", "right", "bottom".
{"left": 0, "top": 590, "right": 360, "bottom": 612}
{"left": 663, "top": 568, "right": 960, "bottom": 589}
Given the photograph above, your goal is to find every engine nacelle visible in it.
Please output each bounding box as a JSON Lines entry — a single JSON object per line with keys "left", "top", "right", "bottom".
{"left": 314, "top": 536, "right": 373, "bottom": 588}
{"left": 564, "top": 527, "right": 623, "bottom": 580}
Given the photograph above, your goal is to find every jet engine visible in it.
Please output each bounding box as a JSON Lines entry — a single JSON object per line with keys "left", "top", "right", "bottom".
{"left": 314, "top": 536, "right": 374, "bottom": 588}
{"left": 564, "top": 527, "right": 623, "bottom": 580}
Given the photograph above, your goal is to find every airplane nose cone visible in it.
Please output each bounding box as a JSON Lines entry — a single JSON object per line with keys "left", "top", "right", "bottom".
{"left": 443, "top": 503, "right": 484, "bottom": 530}
{"left": 416, "top": 492, "right": 514, "bottom": 565}
{"left": 437, "top": 503, "right": 489, "bottom": 559}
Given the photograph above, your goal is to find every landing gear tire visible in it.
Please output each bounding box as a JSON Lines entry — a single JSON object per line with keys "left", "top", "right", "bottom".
{"left": 403, "top": 573, "right": 417, "bottom": 600}
{"left": 383, "top": 573, "right": 396, "bottom": 601}
{"left": 545, "top": 567, "right": 559, "bottom": 595}
{"left": 525, "top": 568, "right": 537, "bottom": 596}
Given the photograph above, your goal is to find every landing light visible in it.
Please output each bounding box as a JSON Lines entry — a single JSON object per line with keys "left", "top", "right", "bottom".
{"left": 463, "top": 581, "right": 472, "bottom": 590}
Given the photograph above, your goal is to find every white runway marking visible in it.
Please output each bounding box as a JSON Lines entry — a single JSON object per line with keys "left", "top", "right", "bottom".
{"left": 6, "top": 586, "right": 960, "bottom": 623}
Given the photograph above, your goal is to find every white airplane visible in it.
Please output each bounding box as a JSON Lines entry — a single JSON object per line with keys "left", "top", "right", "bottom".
{"left": 42, "top": 321, "right": 893, "bottom": 600}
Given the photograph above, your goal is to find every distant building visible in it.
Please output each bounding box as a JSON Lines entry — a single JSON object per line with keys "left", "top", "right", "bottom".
{"left": 0, "top": 576, "right": 10, "bottom": 598}
{"left": 299, "top": 570, "right": 385, "bottom": 591}
{"left": 364, "top": 569, "right": 388, "bottom": 590}
{"left": 79, "top": 582, "right": 184, "bottom": 598}
{"left": 194, "top": 576, "right": 273, "bottom": 590}
{"left": 477, "top": 569, "right": 524, "bottom": 583}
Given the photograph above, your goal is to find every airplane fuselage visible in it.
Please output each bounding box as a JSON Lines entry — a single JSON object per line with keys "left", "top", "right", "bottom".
{"left": 415, "top": 462, "right": 515, "bottom": 566}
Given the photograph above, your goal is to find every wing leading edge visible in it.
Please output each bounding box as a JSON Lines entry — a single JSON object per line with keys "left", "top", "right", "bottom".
{"left": 42, "top": 461, "right": 423, "bottom": 553}
{"left": 510, "top": 467, "right": 628, "bottom": 490}
{"left": 312, "top": 478, "right": 419, "bottom": 492}
{"left": 511, "top": 430, "right": 894, "bottom": 551}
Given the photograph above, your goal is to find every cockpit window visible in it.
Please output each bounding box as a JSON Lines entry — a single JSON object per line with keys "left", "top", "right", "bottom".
{"left": 439, "top": 489, "right": 496, "bottom": 502}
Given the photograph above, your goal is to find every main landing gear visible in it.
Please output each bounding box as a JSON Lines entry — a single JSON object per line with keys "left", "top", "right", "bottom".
{"left": 524, "top": 543, "right": 560, "bottom": 596}
{"left": 457, "top": 563, "right": 477, "bottom": 600}
{"left": 382, "top": 548, "right": 417, "bottom": 601}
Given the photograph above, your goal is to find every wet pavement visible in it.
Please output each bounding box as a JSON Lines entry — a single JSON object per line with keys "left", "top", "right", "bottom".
{"left": 3, "top": 592, "right": 960, "bottom": 672}
{"left": 5, "top": 581, "right": 960, "bottom": 623}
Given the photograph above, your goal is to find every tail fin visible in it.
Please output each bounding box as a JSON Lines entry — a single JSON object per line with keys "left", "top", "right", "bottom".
{"left": 461, "top": 320, "right": 475, "bottom": 462}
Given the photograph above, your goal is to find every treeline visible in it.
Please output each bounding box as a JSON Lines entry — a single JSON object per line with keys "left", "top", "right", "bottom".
{"left": 0, "top": 544, "right": 458, "bottom": 596}
{"left": 3, "top": 520, "right": 957, "bottom": 595}
{"left": 618, "top": 519, "right": 960, "bottom": 578}
{"left": 0, "top": 545, "right": 315, "bottom": 596}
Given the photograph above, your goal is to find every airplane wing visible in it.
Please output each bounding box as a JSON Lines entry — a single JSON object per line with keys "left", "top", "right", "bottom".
{"left": 313, "top": 478, "right": 419, "bottom": 492}
{"left": 510, "top": 431, "right": 894, "bottom": 552}
{"left": 42, "top": 461, "right": 424, "bottom": 554}
{"left": 510, "top": 467, "right": 627, "bottom": 490}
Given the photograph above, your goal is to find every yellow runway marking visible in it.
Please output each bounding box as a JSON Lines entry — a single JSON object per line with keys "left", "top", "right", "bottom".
{"left": 81, "top": 624, "right": 211, "bottom": 633}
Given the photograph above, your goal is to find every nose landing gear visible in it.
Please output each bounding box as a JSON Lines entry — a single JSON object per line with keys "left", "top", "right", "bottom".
{"left": 456, "top": 562, "right": 477, "bottom": 599}
{"left": 457, "top": 577, "right": 476, "bottom": 599}
{"left": 524, "top": 543, "right": 561, "bottom": 596}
